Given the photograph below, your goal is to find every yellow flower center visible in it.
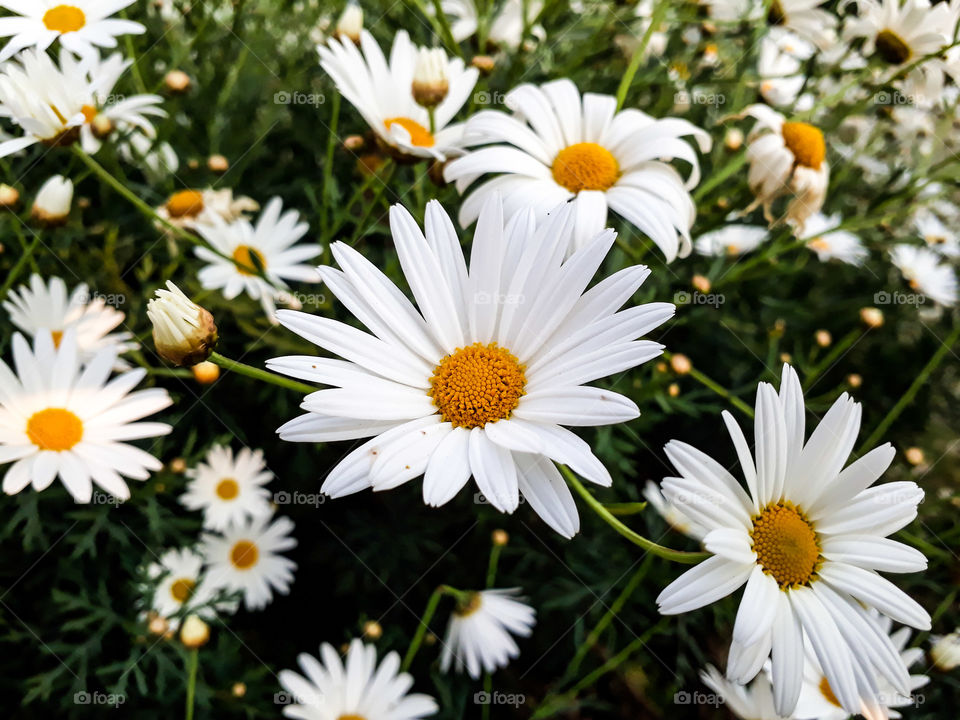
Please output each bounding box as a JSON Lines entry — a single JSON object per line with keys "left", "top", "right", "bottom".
{"left": 230, "top": 540, "right": 259, "bottom": 570}
{"left": 819, "top": 676, "right": 842, "bottom": 708}
{"left": 51, "top": 330, "right": 64, "bottom": 348}
{"left": 750, "top": 502, "right": 821, "bottom": 588}
{"left": 551, "top": 142, "right": 620, "bottom": 193}
{"left": 26, "top": 408, "right": 83, "bottom": 452}
{"left": 232, "top": 245, "right": 266, "bottom": 275}
{"left": 875, "top": 29, "right": 912, "bottom": 65}
{"left": 166, "top": 190, "right": 205, "bottom": 218}
{"left": 781, "top": 121, "right": 826, "bottom": 170}
{"left": 429, "top": 342, "right": 526, "bottom": 429}
{"left": 216, "top": 478, "right": 239, "bottom": 500}
{"left": 454, "top": 592, "right": 483, "bottom": 618}
{"left": 170, "top": 577, "right": 196, "bottom": 603}
{"left": 43, "top": 5, "right": 86, "bottom": 33}
{"left": 383, "top": 117, "right": 435, "bottom": 147}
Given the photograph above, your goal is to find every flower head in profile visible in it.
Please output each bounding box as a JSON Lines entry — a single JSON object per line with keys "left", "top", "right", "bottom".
{"left": 643, "top": 480, "right": 707, "bottom": 540}
{"left": 278, "top": 639, "right": 438, "bottom": 719}
{"left": 318, "top": 30, "right": 478, "bottom": 161}
{"left": 156, "top": 188, "right": 258, "bottom": 231}
{"left": 180, "top": 445, "right": 273, "bottom": 530}
{"left": 147, "top": 281, "right": 218, "bottom": 367}
{"left": 440, "top": 0, "right": 544, "bottom": 50}
{"left": 657, "top": 364, "right": 929, "bottom": 717}
{"left": 269, "top": 197, "right": 673, "bottom": 538}
{"left": 695, "top": 225, "right": 768, "bottom": 256}
{"left": 0, "top": 330, "right": 172, "bottom": 503}
{"left": 890, "top": 244, "right": 958, "bottom": 306}
{"left": 444, "top": 78, "right": 711, "bottom": 260}
{"left": 31, "top": 175, "right": 73, "bottom": 226}
{"left": 803, "top": 213, "right": 868, "bottom": 266}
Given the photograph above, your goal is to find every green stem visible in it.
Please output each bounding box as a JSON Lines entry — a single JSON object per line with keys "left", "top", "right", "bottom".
{"left": 0, "top": 234, "right": 39, "bottom": 302}
{"left": 481, "top": 673, "right": 492, "bottom": 720}
{"left": 858, "top": 322, "right": 960, "bottom": 454}
{"left": 401, "top": 586, "right": 448, "bottom": 672}
{"left": 663, "top": 351, "right": 754, "bottom": 417}
{"left": 615, "top": 0, "right": 668, "bottom": 111}
{"left": 208, "top": 352, "right": 316, "bottom": 394}
{"left": 485, "top": 542, "right": 503, "bottom": 588}
{"left": 185, "top": 648, "right": 199, "bottom": 720}
{"left": 603, "top": 502, "right": 648, "bottom": 516}
{"left": 802, "top": 328, "right": 863, "bottom": 390}
{"left": 561, "top": 467, "right": 708, "bottom": 564}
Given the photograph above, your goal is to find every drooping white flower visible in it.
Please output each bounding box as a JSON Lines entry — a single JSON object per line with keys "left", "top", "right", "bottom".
{"left": 803, "top": 213, "right": 868, "bottom": 266}
{"left": 695, "top": 225, "right": 768, "bottom": 256}
{"left": 643, "top": 480, "right": 707, "bottom": 540}
{"left": 890, "top": 244, "right": 958, "bottom": 306}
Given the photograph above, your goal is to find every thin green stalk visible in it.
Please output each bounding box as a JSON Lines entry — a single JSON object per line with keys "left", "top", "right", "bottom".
{"left": 208, "top": 352, "right": 316, "bottom": 394}
{"left": 402, "top": 586, "right": 448, "bottom": 671}
{"left": 663, "top": 351, "right": 754, "bottom": 417}
{"left": 0, "top": 234, "right": 39, "bottom": 302}
{"left": 615, "top": 0, "right": 668, "bottom": 111}
{"left": 481, "top": 673, "right": 492, "bottom": 720}
{"left": 858, "top": 322, "right": 960, "bottom": 453}
{"left": 802, "top": 328, "right": 863, "bottom": 390}
{"left": 603, "top": 502, "right": 648, "bottom": 516}
{"left": 693, "top": 152, "right": 746, "bottom": 201}
{"left": 185, "top": 648, "right": 199, "bottom": 720}
{"left": 561, "top": 467, "right": 708, "bottom": 564}
{"left": 485, "top": 541, "right": 503, "bottom": 588}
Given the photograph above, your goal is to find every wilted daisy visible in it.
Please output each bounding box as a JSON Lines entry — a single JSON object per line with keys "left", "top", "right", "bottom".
{"left": 440, "top": 589, "right": 536, "bottom": 678}
{"left": 181, "top": 445, "right": 273, "bottom": 531}
{"left": 695, "top": 225, "right": 768, "bottom": 256}
{"left": 31, "top": 175, "right": 73, "bottom": 225}
{"left": 318, "top": 30, "right": 478, "bottom": 161}
{"left": 738, "top": 105, "right": 828, "bottom": 232}
{"left": 194, "top": 197, "right": 321, "bottom": 319}
{"left": 890, "top": 244, "right": 958, "bottom": 306}
{"left": 803, "top": 213, "right": 868, "bottom": 266}
{"left": 0, "top": 330, "right": 172, "bottom": 503}
{"left": 444, "top": 78, "right": 711, "bottom": 260}
{"left": 278, "top": 639, "right": 438, "bottom": 719}
{"left": 0, "top": 50, "right": 164, "bottom": 157}
{"left": 0, "top": 0, "right": 145, "bottom": 61}
{"left": 643, "top": 480, "right": 706, "bottom": 540}
{"left": 268, "top": 197, "right": 672, "bottom": 538}
{"left": 145, "top": 547, "right": 237, "bottom": 625}
{"left": 202, "top": 513, "right": 296, "bottom": 611}
{"left": 657, "top": 364, "right": 929, "bottom": 716}
{"left": 929, "top": 629, "right": 960, "bottom": 670}
{"left": 440, "top": 0, "right": 544, "bottom": 49}
{"left": 156, "top": 188, "right": 258, "bottom": 231}
{"left": 3, "top": 274, "right": 133, "bottom": 361}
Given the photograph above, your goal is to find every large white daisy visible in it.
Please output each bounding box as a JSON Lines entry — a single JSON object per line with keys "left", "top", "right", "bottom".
{"left": 0, "top": 0, "right": 145, "bottom": 62}
{"left": 278, "top": 639, "right": 438, "bottom": 720}
{"left": 0, "top": 330, "right": 172, "bottom": 503}
{"left": 180, "top": 444, "right": 274, "bottom": 531}
{"left": 194, "top": 196, "right": 322, "bottom": 320}
{"left": 318, "top": 30, "right": 478, "bottom": 161}
{"left": 443, "top": 78, "right": 711, "bottom": 260}
{"left": 656, "top": 364, "right": 929, "bottom": 716}
{"left": 268, "top": 197, "right": 673, "bottom": 538}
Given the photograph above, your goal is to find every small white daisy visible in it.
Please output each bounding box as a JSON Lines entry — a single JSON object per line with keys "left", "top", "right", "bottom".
{"left": 0, "top": 0, "right": 145, "bottom": 62}
{"left": 180, "top": 445, "right": 274, "bottom": 531}
{"left": 278, "top": 638, "right": 438, "bottom": 720}
{"left": 145, "top": 547, "right": 237, "bottom": 625}
{"left": 700, "top": 664, "right": 783, "bottom": 720}
{"left": 643, "top": 480, "right": 707, "bottom": 540}
{"left": 656, "top": 364, "right": 929, "bottom": 717}
{"left": 156, "top": 188, "right": 259, "bottom": 231}
{"left": 440, "top": 588, "right": 536, "bottom": 678}
{"left": 890, "top": 244, "right": 958, "bottom": 306}
{"left": 768, "top": 0, "right": 838, "bottom": 48}
{"left": 929, "top": 629, "right": 960, "bottom": 670}
{"left": 444, "top": 78, "right": 711, "bottom": 260}
{"left": 803, "top": 213, "right": 868, "bottom": 266}
{"left": 758, "top": 31, "right": 810, "bottom": 107}
{"left": 440, "top": 0, "right": 544, "bottom": 49}
{"left": 695, "top": 225, "right": 768, "bottom": 256}
{"left": 914, "top": 209, "right": 959, "bottom": 258}
{"left": 268, "top": 197, "right": 673, "bottom": 538}
{"left": 0, "top": 49, "right": 165, "bottom": 158}
{"left": 0, "top": 330, "right": 172, "bottom": 503}
{"left": 3, "top": 274, "right": 134, "bottom": 362}
{"left": 318, "top": 30, "right": 478, "bottom": 161}
{"left": 194, "top": 196, "right": 321, "bottom": 320}
{"left": 202, "top": 513, "right": 297, "bottom": 611}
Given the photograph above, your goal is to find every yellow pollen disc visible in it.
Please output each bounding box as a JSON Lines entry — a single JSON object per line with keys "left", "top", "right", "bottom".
{"left": 230, "top": 540, "right": 259, "bottom": 570}
{"left": 170, "top": 577, "right": 196, "bottom": 603}
{"left": 26, "top": 408, "right": 83, "bottom": 452}
{"left": 51, "top": 330, "right": 64, "bottom": 348}
{"left": 551, "top": 142, "right": 620, "bottom": 193}
{"left": 383, "top": 117, "right": 435, "bottom": 147}
{"left": 81, "top": 104, "right": 97, "bottom": 123}
{"left": 454, "top": 592, "right": 483, "bottom": 618}
{"left": 232, "top": 245, "right": 266, "bottom": 275}
{"left": 750, "top": 502, "right": 821, "bottom": 588}
{"left": 165, "top": 190, "right": 205, "bottom": 218}
{"left": 43, "top": 5, "right": 86, "bottom": 33}
{"left": 781, "top": 121, "right": 826, "bottom": 170}
{"left": 875, "top": 29, "right": 912, "bottom": 65}
{"left": 216, "top": 478, "right": 239, "bottom": 500}
{"left": 819, "top": 677, "right": 842, "bottom": 708}
{"left": 429, "top": 342, "right": 526, "bottom": 429}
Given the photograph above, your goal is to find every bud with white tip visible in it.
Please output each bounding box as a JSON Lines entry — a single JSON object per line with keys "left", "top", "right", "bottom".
{"left": 336, "top": 4, "right": 363, "bottom": 43}
{"left": 180, "top": 615, "right": 210, "bottom": 649}
{"left": 412, "top": 47, "right": 449, "bottom": 109}
{"left": 31, "top": 175, "right": 73, "bottom": 226}
{"left": 147, "top": 281, "right": 218, "bottom": 366}
{"left": 931, "top": 631, "right": 960, "bottom": 670}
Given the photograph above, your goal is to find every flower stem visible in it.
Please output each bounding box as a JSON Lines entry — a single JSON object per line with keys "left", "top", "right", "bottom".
{"left": 208, "top": 352, "right": 316, "bottom": 394}
{"left": 185, "top": 648, "right": 199, "bottom": 720}
{"left": 0, "top": 234, "right": 39, "bottom": 302}
{"left": 401, "top": 585, "right": 450, "bottom": 672}
{"left": 615, "top": 0, "right": 668, "bottom": 111}
{"left": 561, "top": 466, "right": 708, "bottom": 564}
{"left": 485, "top": 541, "right": 503, "bottom": 588}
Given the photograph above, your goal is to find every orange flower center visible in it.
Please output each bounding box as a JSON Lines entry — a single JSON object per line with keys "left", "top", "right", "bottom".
{"left": 383, "top": 117, "right": 435, "bottom": 147}
{"left": 751, "top": 502, "right": 821, "bottom": 588}
{"left": 26, "top": 408, "right": 83, "bottom": 451}
{"left": 216, "top": 478, "right": 239, "bottom": 500}
{"left": 552, "top": 142, "right": 620, "bottom": 193}
{"left": 781, "top": 121, "right": 826, "bottom": 170}
{"left": 43, "top": 5, "right": 86, "bottom": 33}
{"left": 230, "top": 540, "right": 259, "bottom": 570}
{"left": 81, "top": 104, "right": 97, "bottom": 123}
{"left": 232, "top": 245, "right": 266, "bottom": 275}
{"left": 429, "top": 343, "right": 526, "bottom": 429}
{"left": 170, "top": 578, "right": 196, "bottom": 603}
{"left": 165, "top": 190, "right": 205, "bottom": 218}
{"left": 875, "top": 29, "right": 912, "bottom": 65}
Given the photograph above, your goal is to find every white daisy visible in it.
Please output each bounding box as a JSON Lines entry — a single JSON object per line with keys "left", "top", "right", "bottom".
{"left": 767, "top": 0, "right": 838, "bottom": 49}
{"left": 268, "top": 197, "right": 673, "bottom": 538}
{"left": 0, "top": 330, "right": 172, "bottom": 503}
{"left": 802, "top": 213, "right": 868, "bottom": 266}
{"left": 156, "top": 188, "right": 258, "bottom": 231}
{"left": 700, "top": 664, "right": 784, "bottom": 720}
{"left": 180, "top": 445, "right": 274, "bottom": 531}
{"left": 643, "top": 480, "right": 707, "bottom": 540}
{"left": 656, "top": 364, "right": 929, "bottom": 717}
{"left": 145, "top": 547, "right": 237, "bottom": 625}
{"left": 278, "top": 638, "right": 438, "bottom": 720}
{"left": 890, "top": 244, "right": 958, "bottom": 306}
{"left": 3, "top": 274, "right": 134, "bottom": 362}
{"left": 0, "top": 0, "right": 145, "bottom": 62}
{"left": 194, "top": 196, "right": 322, "bottom": 320}
{"left": 929, "top": 629, "right": 960, "bottom": 670}
{"left": 202, "top": 513, "right": 297, "bottom": 611}
{"left": 0, "top": 49, "right": 165, "bottom": 158}
{"left": 739, "top": 104, "right": 829, "bottom": 232}
{"left": 758, "top": 31, "right": 810, "bottom": 107}
{"left": 440, "top": 0, "right": 544, "bottom": 50}
{"left": 318, "top": 30, "right": 478, "bottom": 161}
{"left": 443, "top": 78, "right": 711, "bottom": 260}
{"left": 695, "top": 225, "right": 768, "bottom": 256}
{"left": 440, "top": 588, "right": 536, "bottom": 678}
{"left": 914, "top": 209, "right": 959, "bottom": 258}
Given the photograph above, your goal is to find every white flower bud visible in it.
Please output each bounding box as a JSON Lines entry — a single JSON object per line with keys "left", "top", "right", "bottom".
{"left": 336, "top": 4, "right": 363, "bottom": 43}
{"left": 31, "top": 175, "right": 73, "bottom": 226}
{"left": 147, "top": 281, "right": 218, "bottom": 366}
{"left": 412, "top": 47, "right": 449, "bottom": 108}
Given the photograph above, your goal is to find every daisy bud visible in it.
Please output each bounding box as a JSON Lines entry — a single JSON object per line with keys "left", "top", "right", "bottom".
{"left": 931, "top": 631, "right": 960, "bottom": 671}
{"left": 670, "top": 353, "right": 692, "bottom": 375}
{"left": 0, "top": 183, "right": 20, "bottom": 209}
{"left": 91, "top": 114, "right": 114, "bottom": 140}
{"left": 147, "top": 281, "right": 219, "bottom": 367}
{"left": 412, "top": 48, "right": 449, "bottom": 109}
{"left": 191, "top": 360, "right": 220, "bottom": 385}
{"left": 169, "top": 457, "right": 188, "bottom": 474}
{"left": 31, "top": 175, "right": 73, "bottom": 226}
{"left": 165, "top": 69, "right": 192, "bottom": 93}
{"left": 362, "top": 620, "right": 383, "bottom": 640}
{"left": 779, "top": 352, "right": 792, "bottom": 363}
{"left": 724, "top": 127, "right": 744, "bottom": 151}
{"left": 691, "top": 274, "right": 711, "bottom": 293}
{"left": 343, "top": 134, "right": 365, "bottom": 151}
{"left": 815, "top": 329, "right": 832, "bottom": 347}
{"left": 846, "top": 373, "right": 862, "bottom": 388}
{"left": 904, "top": 447, "right": 925, "bottom": 466}
{"left": 147, "top": 613, "right": 169, "bottom": 636}
{"left": 668, "top": 383, "right": 680, "bottom": 397}
{"left": 860, "top": 306, "right": 884, "bottom": 328}
{"left": 180, "top": 615, "right": 210, "bottom": 648}
{"left": 655, "top": 361, "right": 668, "bottom": 373}
{"left": 208, "top": 154, "right": 229, "bottom": 173}
{"left": 492, "top": 529, "right": 509, "bottom": 546}
{"left": 471, "top": 55, "right": 496, "bottom": 74}
{"left": 231, "top": 682, "right": 247, "bottom": 698}
{"left": 335, "top": 3, "right": 363, "bottom": 43}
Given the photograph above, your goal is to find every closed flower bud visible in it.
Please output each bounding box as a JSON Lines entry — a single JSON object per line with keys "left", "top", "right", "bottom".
{"left": 208, "top": 154, "right": 229, "bottom": 173}
{"left": 670, "top": 353, "right": 692, "bottom": 375}
{"left": 147, "top": 613, "right": 169, "bottom": 636}
{"left": 668, "top": 383, "right": 680, "bottom": 397}
{"left": 491, "top": 529, "right": 509, "bottom": 546}
{"left": 691, "top": 274, "right": 711, "bottom": 293}
{"left": 931, "top": 631, "right": 960, "bottom": 670}
{"left": 846, "top": 373, "right": 862, "bottom": 388}
{"left": 180, "top": 615, "right": 210, "bottom": 648}
{"left": 231, "top": 682, "right": 247, "bottom": 698}
{"left": 0, "top": 183, "right": 20, "bottom": 209}
{"left": 815, "top": 329, "right": 832, "bottom": 347}
{"left": 343, "top": 134, "right": 365, "bottom": 151}
{"left": 191, "top": 361, "right": 220, "bottom": 384}
{"left": 91, "top": 113, "right": 114, "bottom": 139}
{"left": 860, "top": 306, "right": 884, "bottom": 328}
{"left": 412, "top": 47, "right": 449, "bottom": 108}
{"left": 165, "top": 69, "right": 192, "bottom": 93}
{"left": 336, "top": 3, "right": 363, "bottom": 43}
{"left": 471, "top": 55, "right": 496, "bottom": 74}
{"left": 362, "top": 620, "right": 383, "bottom": 639}
{"left": 724, "top": 127, "right": 744, "bottom": 151}
{"left": 904, "top": 447, "right": 925, "bottom": 466}
{"left": 147, "top": 281, "right": 218, "bottom": 366}
{"left": 31, "top": 175, "right": 73, "bottom": 226}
